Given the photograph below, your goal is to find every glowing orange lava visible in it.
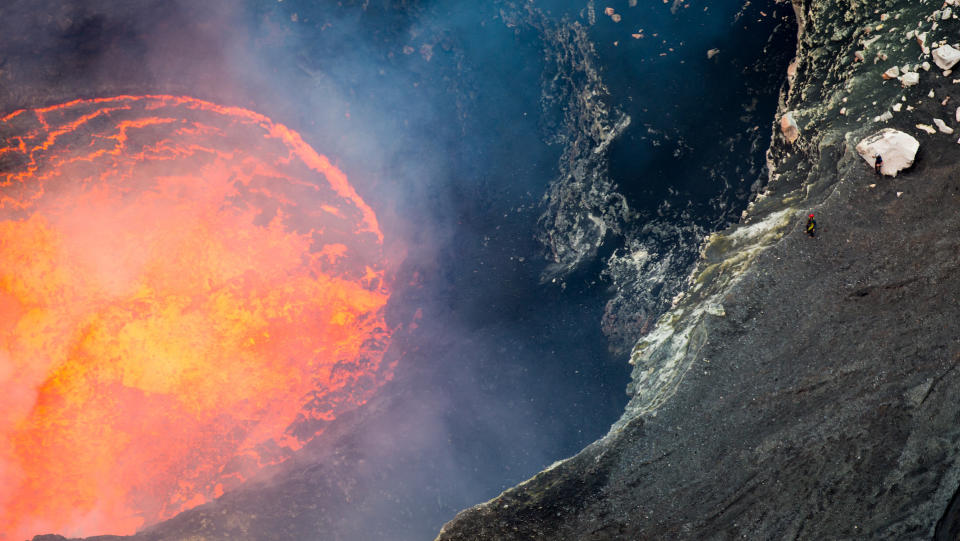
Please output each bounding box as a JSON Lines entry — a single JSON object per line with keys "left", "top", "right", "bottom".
{"left": 0, "top": 95, "right": 394, "bottom": 539}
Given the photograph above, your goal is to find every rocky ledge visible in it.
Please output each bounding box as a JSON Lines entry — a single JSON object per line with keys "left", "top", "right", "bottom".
{"left": 437, "top": 0, "right": 960, "bottom": 538}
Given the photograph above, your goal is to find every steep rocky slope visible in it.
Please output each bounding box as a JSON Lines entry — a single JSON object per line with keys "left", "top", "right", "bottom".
{"left": 437, "top": 0, "right": 960, "bottom": 538}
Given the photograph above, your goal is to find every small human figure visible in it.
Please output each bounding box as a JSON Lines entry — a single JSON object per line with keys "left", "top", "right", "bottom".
{"left": 806, "top": 213, "right": 816, "bottom": 237}
{"left": 875, "top": 154, "right": 883, "bottom": 174}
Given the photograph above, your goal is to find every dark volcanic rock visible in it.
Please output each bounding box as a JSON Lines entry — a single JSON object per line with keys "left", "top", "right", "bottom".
{"left": 437, "top": 0, "right": 960, "bottom": 539}
{"left": 442, "top": 155, "right": 960, "bottom": 538}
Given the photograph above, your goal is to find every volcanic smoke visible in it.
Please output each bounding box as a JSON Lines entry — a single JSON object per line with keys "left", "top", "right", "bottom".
{"left": 0, "top": 95, "right": 394, "bottom": 539}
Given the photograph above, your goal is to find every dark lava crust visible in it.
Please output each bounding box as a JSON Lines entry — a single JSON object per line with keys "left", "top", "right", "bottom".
{"left": 437, "top": 0, "right": 960, "bottom": 539}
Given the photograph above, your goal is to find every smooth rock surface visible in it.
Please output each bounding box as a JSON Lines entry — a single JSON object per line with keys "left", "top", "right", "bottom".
{"left": 855, "top": 128, "right": 920, "bottom": 176}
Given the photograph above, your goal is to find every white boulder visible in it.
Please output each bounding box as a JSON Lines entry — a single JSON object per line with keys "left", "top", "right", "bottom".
{"left": 933, "top": 44, "right": 960, "bottom": 70}
{"left": 855, "top": 128, "right": 920, "bottom": 177}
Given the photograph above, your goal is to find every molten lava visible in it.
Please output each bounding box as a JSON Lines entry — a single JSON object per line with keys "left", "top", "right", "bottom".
{"left": 0, "top": 96, "right": 393, "bottom": 539}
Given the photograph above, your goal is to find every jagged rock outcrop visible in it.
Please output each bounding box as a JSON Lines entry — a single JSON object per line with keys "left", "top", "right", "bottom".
{"left": 436, "top": 0, "right": 960, "bottom": 538}
{"left": 526, "top": 3, "right": 632, "bottom": 276}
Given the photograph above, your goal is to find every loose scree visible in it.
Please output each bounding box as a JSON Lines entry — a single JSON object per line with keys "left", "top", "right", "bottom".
{"left": 0, "top": 95, "right": 394, "bottom": 539}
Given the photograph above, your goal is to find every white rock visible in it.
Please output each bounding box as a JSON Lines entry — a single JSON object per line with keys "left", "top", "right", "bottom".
{"left": 955, "top": 106, "right": 960, "bottom": 122}
{"left": 875, "top": 111, "right": 894, "bottom": 122}
{"left": 945, "top": 8, "right": 953, "bottom": 20}
{"left": 923, "top": 61, "right": 932, "bottom": 71}
{"left": 901, "top": 72, "right": 920, "bottom": 86}
{"left": 917, "top": 123, "right": 938, "bottom": 134}
{"left": 933, "top": 44, "right": 960, "bottom": 70}
{"left": 855, "top": 129, "right": 920, "bottom": 177}
{"left": 930, "top": 90, "right": 937, "bottom": 98}
{"left": 780, "top": 112, "right": 800, "bottom": 143}
{"left": 883, "top": 66, "right": 901, "bottom": 79}
{"left": 893, "top": 103, "right": 903, "bottom": 112}
{"left": 934, "top": 118, "right": 954, "bottom": 134}
{"left": 946, "top": 70, "right": 954, "bottom": 77}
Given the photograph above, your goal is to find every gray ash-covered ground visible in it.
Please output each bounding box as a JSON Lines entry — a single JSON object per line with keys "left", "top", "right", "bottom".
{"left": 438, "top": 0, "right": 960, "bottom": 538}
